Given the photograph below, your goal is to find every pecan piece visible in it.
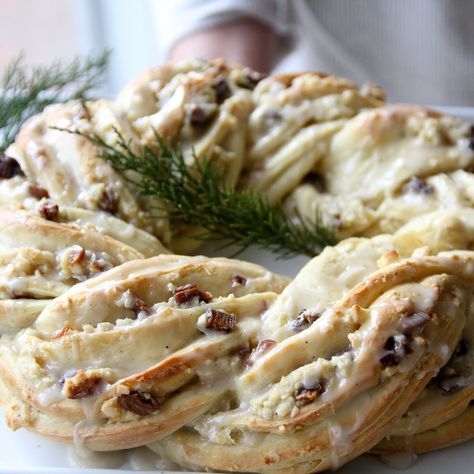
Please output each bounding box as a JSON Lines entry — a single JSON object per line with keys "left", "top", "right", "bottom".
{"left": 380, "top": 335, "right": 412, "bottom": 367}
{"left": 246, "top": 339, "right": 277, "bottom": 368}
{"left": 39, "top": 202, "right": 59, "bottom": 221}
{"left": 98, "top": 189, "right": 119, "bottom": 214}
{"left": 88, "top": 255, "right": 112, "bottom": 274}
{"left": 231, "top": 274, "right": 247, "bottom": 288}
{"left": 213, "top": 77, "right": 231, "bottom": 104}
{"left": 68, "top": 245, "right": 86, "bottom": 266}
{"left": 189, "top": 104, "right": 216, "bottom": 127}
{"left": 64, "top": 370, "right": 102, "bottom": 399}
{"left": 28, "top": 185, "right": 49, "bottom": 199}
{"left": 0, "top": 153, "right": 24, "bottom": 179}
{"left": 117, "top": 391, "right": 160, "bottom": 416}
{"left": 118, "top": 289, "right": 151, "bottom": 316}
{"left": 291, "top": 309, "right": 320, "bottom": 332}
{"left": 295, "top": 382, "right": 326, "bottom": 406}
{"left": 204, "top": 308, "right": 236, "bottom": 333}
{"left": 174, "top": 284, "right": 212, "bottom": 305}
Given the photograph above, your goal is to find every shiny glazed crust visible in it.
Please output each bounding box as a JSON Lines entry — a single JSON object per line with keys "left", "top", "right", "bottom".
{"left": 2, "top": 60, "right": 474, "bottom": 471}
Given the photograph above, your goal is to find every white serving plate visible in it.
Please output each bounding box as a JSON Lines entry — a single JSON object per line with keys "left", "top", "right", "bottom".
{"left": 1, "top": 107, "right": 473, "bottom": 474}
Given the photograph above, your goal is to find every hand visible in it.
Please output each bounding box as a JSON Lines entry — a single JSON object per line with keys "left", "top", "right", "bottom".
{"left": 169, "top": 17, "right": 276, "bottom": 72}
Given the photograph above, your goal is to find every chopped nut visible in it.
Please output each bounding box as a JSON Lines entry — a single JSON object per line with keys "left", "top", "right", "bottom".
{"left": 295, "top": 382, "right": 326, "bottom": 406}
{"left": 39, "top": 202, "right": 59, "bottom": 221}
{"left": 400, "top": 311, "right": 431, "bottom": 335}
{"left": 89, "top": 255, "right": 112, "bottom": 274}
{"left": 403, "top": 177, "right": 433, "bottom": 195}
{"left": 98, "top": 189, "right": 119, "bottom": 214}
{"left": 68, "top": 245, "right": 86, "bottom": 266}
{"left": 189, "top": 104, "right": 216, "bottom": 127}
{"left": 380, "top": 335, "right": 412, "bottom": 367}
{"left": 213, "top": 77, "right": 231, "bottom": 104}
{"left": 0, "top": 153, "right": 24, "bottom": 179}
{"left": 246, "top": 339, "right": 277, "bottom": 368}
{"left": 204, "top": 308, "right": 236, "bottom": 333}
{"left": 231, "top": 274, "right": 247, "bottom": 288}
{"left": 174, "top": 284, "right": 212, "bottom": 306}
{"left": 117, "top": 391, "right": 160, "bottom": 416}
{"left": 28, "top": 185, "right": 49, "bottom": 199}
{"left": 117, "top": 289, "right": 150, "bottom": 316}
{"left": 63, "top": 370, "right": 102, "bottom": 399}
{"left": 291, "top": 309, "right": 320, "bottom": 332}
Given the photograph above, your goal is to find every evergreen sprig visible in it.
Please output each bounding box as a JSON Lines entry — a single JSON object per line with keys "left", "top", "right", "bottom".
{"left": 0, "top": 51, "right": 110, "bottom": 151}
{"left": 61, "top": 128, "right": 336, "bottom": 258}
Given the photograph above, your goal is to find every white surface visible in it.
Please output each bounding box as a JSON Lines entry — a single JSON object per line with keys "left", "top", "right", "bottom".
{"left": 1, "top": 106, "right": 473, "bottom": 473}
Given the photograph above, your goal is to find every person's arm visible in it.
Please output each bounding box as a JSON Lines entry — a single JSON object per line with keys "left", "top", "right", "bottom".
{"left": 169, "top": 18, "right": 277, "bottom": 72}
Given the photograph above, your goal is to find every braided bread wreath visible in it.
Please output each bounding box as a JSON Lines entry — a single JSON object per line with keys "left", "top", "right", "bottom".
{"left": 0, "top": 59, "right": 474, "bottom": 472}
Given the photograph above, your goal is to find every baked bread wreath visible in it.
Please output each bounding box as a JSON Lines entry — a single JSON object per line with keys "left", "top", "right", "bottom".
{"left": 1, "top": 59, "right": 474, "bottom": 472}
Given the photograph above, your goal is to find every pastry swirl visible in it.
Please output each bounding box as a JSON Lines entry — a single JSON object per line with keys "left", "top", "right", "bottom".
{"left": 1, "top": 59, "right": 474, "bottom": 471}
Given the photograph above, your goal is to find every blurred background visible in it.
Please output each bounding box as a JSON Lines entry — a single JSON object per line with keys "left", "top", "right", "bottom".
{"left": 0, "top": 0, "right": 157, "bottom": 95}
{"left": 1, "top": 0, "right": 473, "bottom": 106}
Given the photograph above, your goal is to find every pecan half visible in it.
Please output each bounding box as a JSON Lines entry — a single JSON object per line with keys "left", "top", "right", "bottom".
{"left": 295, "top": 382, "right": 326, "bottom": 406}
{"left": 0, "top": 153, "right": 24, "bottom": 179}
{"left": 174, "top": 284, "right": 212, "bottom": 305}
{"left": 117, "top": 391, "right": 160, "bottom": 416}
{"left": 39, "top": 202, "right": 59, "bottom": 222}
{"left": 204, "top": 308, "right": 236, "bottom": 333}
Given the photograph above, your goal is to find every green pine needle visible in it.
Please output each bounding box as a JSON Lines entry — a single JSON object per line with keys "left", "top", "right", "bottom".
{"left": 0, "top": 51, "right": 110, "bottom": 151}
{"left": 60, "top": 128, "right": 336, "bottom": 258}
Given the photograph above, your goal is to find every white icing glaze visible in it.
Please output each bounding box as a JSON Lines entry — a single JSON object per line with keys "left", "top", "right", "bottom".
{"left": 378, "top": 452, "right": 418, "bottom": 470}
{"left": 67, "top": 446, "right": 127, "bottom": 469}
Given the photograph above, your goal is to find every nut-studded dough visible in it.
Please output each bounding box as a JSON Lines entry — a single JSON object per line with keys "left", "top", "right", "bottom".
{"left": 0, "top": 255, "right": 288, "bottom": 451}
{"left": 2, "top": 60, "right": 474, "bottom": 471}
{"left": 0, "top": 207, "right": 158, "bottom": 333}
{"left": 286, "top": 105, "right": 474, "bottom": 239}
{"left": 6, "top": 59, "right": 258, "bottom": 252}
